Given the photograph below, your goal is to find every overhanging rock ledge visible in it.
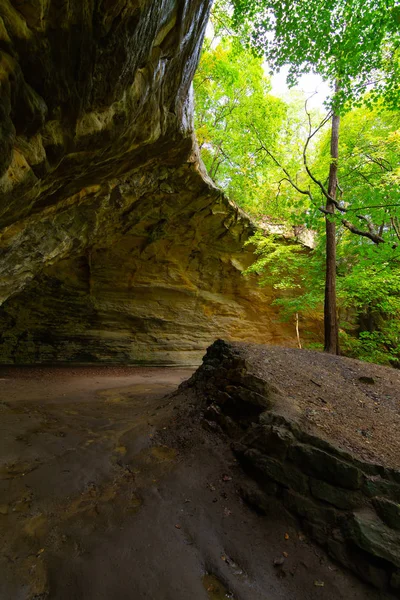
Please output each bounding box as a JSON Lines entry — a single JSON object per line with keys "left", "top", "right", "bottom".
{"left": 0, "top": 1, "right": 310, "bottom": 364}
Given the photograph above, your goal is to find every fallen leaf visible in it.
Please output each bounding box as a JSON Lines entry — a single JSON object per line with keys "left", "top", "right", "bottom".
{"left": 284, "top": 533, "right": 289, "bottom": 540}
{"left": 175, "top": 524, "right": 181, "bottom": 529}
{"left": 314, "top": 580, "right": 325, "bottom": 587}
{"left": 221, "top": 555, "right": 227, "bottom": 561}
{"left": 282, "top": 552, "right": 289, "bottom": 558}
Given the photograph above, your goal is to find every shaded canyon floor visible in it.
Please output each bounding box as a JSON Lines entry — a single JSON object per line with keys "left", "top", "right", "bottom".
{"left": 0, "top": 365, "right": 394, "bottom": 599}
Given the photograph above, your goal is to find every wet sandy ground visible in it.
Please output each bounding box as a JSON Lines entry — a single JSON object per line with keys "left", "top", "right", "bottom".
{"left": 0, "top": 367, "right": 393, "bottom": 599}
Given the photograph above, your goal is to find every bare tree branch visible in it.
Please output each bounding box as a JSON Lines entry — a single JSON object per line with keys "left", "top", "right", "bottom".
{"left": 302, "top": 97, "right": 349, "bottom": 213}
{"left": 251, "top": 122, "right": 388, "bottom": 246}
{"left": 347, "top": 203, "right": 400, "bottom": 212}
{"left": 357, "top": 214, "right": 376, "bottom": 234}
{"left": 251, "top": 125, "right": 314, "bottom": 200}
{"left": 391, "top": 216, "right": 400, "bottom": 242}
{"left": 341, "top": 219, "right": 384, "bottom": 243}
{"left": 365, "top": 153, "right": 393, "bottom": 172}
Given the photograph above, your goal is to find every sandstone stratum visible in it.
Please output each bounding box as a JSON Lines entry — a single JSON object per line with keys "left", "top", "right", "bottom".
{"left": 0, "top": 0, "right": 312, "bottom": 365}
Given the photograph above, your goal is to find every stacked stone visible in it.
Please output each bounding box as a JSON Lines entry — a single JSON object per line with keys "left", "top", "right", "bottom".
{"left": 192, "top": 340, "right": 400, "bottom": 595}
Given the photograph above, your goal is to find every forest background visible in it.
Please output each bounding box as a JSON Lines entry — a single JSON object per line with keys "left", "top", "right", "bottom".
{"left": 194, "top": 0, "right": 400, "bottom": 366}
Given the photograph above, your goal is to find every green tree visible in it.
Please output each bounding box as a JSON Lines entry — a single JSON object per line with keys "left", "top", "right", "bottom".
{"left": 326, "top": 106, "right": 400, "bottom": 363}
{"left": 194, "top": 39, "right": 319, "bottom": 219}
{"left": 194, "top": 39, "right": 286, "bottom": 215}
{"left": 246, "top": 104, "right": 400, "bottom": 361}
{"left": 232, "top": 0, "right": 400, "bottom": 354}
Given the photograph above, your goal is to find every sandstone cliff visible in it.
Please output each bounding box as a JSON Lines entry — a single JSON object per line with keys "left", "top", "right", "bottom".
{"left": 0, "top": 1, "right": 308, "bottom": 364}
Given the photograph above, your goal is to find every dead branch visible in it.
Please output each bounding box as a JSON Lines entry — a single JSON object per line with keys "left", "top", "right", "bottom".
{"left": 251, "top": 123, "right": 387, "bottom": 246}
{"left": 356, "top": 214, "right": 376, "bottom": 234}
{"left": 303, "top": 97, "right": 347, "bottom": 212}
{"left": 391, "top": 217, "right": 400, "bottom": 242}
{"left": 251, "top": 125, "right": 314, "bottom": 200}
{"left": 341, "top": 219, "right": 384, "bottom": 243}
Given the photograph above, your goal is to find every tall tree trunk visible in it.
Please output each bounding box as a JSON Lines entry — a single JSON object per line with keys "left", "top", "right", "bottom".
{"left": 324, "top": 109, "right": 340, "bottom": 354}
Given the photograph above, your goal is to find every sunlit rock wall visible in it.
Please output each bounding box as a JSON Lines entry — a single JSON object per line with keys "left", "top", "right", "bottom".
{"left": 0, "top": 1, "right": 311, "bottom": 365}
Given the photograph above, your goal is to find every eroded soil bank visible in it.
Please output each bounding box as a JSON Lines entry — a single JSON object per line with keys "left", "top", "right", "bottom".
{"left": 0, "top": 364, "right": 394, "bottom": 599}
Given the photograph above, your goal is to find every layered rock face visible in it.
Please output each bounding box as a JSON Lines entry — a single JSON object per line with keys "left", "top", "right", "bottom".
{"left": 0, "top": 0, "right": 303, "bottom": 364}
{"left": 187, "top": 340, "right": 400, "bottom": 594}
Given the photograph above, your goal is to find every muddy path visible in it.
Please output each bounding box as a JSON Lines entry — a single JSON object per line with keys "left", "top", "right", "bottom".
{"left": 0, "top": 367, "right": 392, "bottom": 599}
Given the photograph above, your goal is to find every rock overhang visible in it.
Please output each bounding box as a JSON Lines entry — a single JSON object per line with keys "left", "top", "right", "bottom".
{"left": 0, "top": 1, "right": 310, "bottom": 364}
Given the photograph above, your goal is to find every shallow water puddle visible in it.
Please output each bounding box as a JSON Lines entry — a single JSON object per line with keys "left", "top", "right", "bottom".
{"left": 202, "top": 574, "right": 234, "bottom": 599}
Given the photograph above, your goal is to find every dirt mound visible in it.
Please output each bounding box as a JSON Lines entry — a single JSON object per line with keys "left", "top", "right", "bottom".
{"left": 179, "top": 340, "right": 400, "bottom": 594}
{"left": 220, "top": 342, "right": 400, "bottom": 470}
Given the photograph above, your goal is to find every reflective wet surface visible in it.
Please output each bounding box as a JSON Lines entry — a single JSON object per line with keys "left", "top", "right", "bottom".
{"left": 0, "top": 367, "right": 392, "bottom": 600}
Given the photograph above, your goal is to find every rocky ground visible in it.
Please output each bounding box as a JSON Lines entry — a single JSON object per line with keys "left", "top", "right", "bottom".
{"left": 231, "top": 344, "right": 400, "bottom": 469}
{"left": 0, "top": 360, "right": 396, "bottom": 599}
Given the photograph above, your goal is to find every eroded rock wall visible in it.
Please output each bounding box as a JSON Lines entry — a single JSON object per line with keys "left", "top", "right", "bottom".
{"left": 0, "top": 0, "right": 211, "bottom": 299}
{"left": 0, "top": 160, "right": 301, "bottom": 364}
{"left": 0, "top": 1, "right": 313, "bottom": 364}
{"left": 187, "top": 340, "right": 400, "bottom": 594}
